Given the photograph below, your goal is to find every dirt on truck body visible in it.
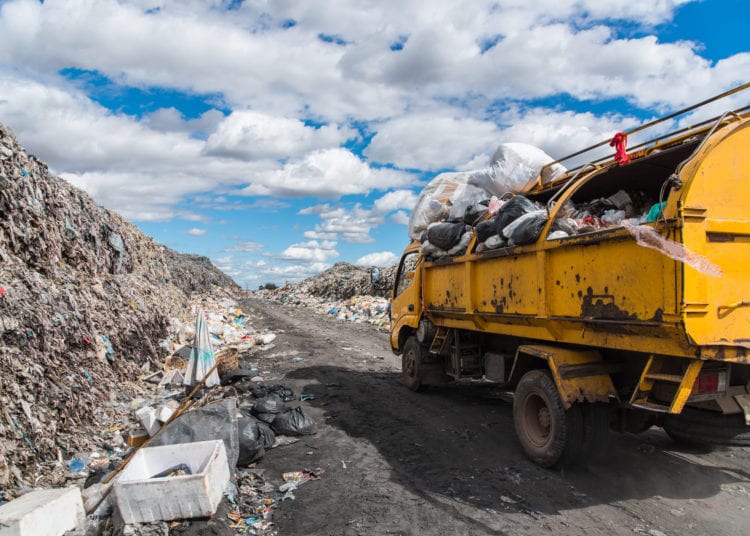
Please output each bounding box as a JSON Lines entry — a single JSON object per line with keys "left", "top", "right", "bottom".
{"left": 390, "top": 85, "right": 750, "bottom": 468}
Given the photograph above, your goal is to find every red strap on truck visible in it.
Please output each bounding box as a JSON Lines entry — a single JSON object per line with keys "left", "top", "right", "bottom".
{"left": 609, "top": 132, "right": 630, "bottom": 165}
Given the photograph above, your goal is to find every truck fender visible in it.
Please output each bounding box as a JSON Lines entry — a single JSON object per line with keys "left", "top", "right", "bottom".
{"left": 508, "top": 344, "right": 619, "bottom": 409}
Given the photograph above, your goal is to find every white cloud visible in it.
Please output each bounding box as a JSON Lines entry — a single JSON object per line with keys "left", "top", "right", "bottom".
{"left": 373, "top": 190, "right": 419, "bottom": 213}
{"left": 241, "top": 148, "right": 416, "bottom": 198}
{"left": 279, "top": 240, "right": 339, "bottom": 262}
{"left": 390, "top": 211, "right": 410, "bottom": 225}
{"left": 224, "top": 240, "right": 264, "bottom": 252}
{"left": 356, "top": 251, "right": 398, "bottom": 267}
{"left": 366, "top": 114, "right": 500, "bottom": 170}
{"left": 205, "top": 110, "right": 354, "bottom": 160}
{"left": 187, "top": 228, "right": 206, "bottom": 236}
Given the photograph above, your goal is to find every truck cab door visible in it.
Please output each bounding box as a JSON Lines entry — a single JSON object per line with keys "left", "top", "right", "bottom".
{"left": 390, "top": 248, "right": 421, "bottom": 352}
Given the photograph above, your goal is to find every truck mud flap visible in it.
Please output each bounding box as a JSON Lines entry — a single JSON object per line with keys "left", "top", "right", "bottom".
{"left": 509, "top": 344, "right": 619, "bottom": 408}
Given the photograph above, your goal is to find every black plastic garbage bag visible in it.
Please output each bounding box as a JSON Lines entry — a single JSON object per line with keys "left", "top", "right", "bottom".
{"left": 474, "top": 219, "right": 498, "bottom": 242}
{"left": 272, "top": 407, "right": 318, "bottom": 436}
{"left": 507, "top": 211, "right": 548, "bottom": 246}
{"left": 427, "top": 222, "right": 467, "bottom": 250}
{"left": 256, "top": 420, "right": 276, "bottom": 449}
{"left": 463, "top": 202, "right": 489, "bottom": 225}
{"left": 251, "top": 384, "right": 295, "bottom": 402}
{"left": 252, "top": 393, "right": 286, "bottom": 415}
{"left": 237, "top": 416, "right": 265, "bottom": 465}
{"left": 496, "top": 196, "right": 536, "bottom": 234}
{"left": 268, "top": 384, "right": 295, "bottom": 402}
{"left": 254, "top": 412, "right": 278, "bottom": 424}
{"left": 150, "top": 399, "right": 239, "bottom": 467}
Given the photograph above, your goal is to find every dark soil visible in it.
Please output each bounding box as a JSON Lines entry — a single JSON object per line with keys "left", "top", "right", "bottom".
{"left": 234, "top": 297, "right": 750, "bottom": 536}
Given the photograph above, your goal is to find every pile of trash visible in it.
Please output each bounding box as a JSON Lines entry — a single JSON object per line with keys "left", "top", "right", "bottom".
{"left": 255, "top": 262, "right": 394, "bottom": 329}
{"left": 276, "top": 261, "right": 396, "bottom": 300}
{"left": 258, "top": 288, "right": 391, "bottom": 329}
{"left": 0, "top": 124, "right": 241, "bottom": 497}
{"left": 0, "top": 293, "right": 319, "bottom": 535}
{"left": 408, "top": 141, "right": 677, "bottom": 258}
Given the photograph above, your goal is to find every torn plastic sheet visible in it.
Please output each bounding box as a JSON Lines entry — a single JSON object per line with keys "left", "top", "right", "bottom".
{"left": 623, "top": 222, "right": 722, "bottom": 277}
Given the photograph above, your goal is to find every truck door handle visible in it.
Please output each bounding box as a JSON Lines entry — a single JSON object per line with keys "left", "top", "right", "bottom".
{"left": 408, "top": 304, "right": 415, "bottom": 311}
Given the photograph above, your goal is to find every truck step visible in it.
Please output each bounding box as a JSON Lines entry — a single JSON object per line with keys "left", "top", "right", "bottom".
{"left": 629, "top": 356, "right": 703, "bottom": 414}
{"left": 630, "top": 401, "right": 670, "bottom": 413}
{"left": 644, "top": 372, "right": 684, "bottom": 383}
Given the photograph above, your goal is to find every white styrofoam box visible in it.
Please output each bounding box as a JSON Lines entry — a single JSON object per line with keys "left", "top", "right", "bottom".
{"left": 155, "top": 404, "right": 176, "bottom": 423}
{"left": 113, "top": 439, "right": 230, "bottom": 524}
{"left": 135, "top": 406, "right": 160, "bottom": 436}
{"left": 0, "top": 487, "right": 84, "bottom": 536}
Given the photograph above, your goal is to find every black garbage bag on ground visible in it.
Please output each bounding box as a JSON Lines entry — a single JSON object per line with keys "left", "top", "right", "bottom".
{"left": 256, "top": 420, "right": 276, "bottom": 449}
{"left": 252, "top": 393, "right": 286, "bottom": 415}
{"left": 272, "top": 407, "right": 318, "bottom": 436}
{"left": 254, "top": 412, "right": 278, "bottom": 424}
{"left": 150, "top": 398, "right": 239, "bottom": 467}
{"left": 474, "top": 219, "right": 498, "bottom": 243}
{"left": 251, "top": 384, "right": 295, "bottom": 402}
{"left": 427, "top": 222, "right": 467, "bottom": 250}
{"left": 496, "top": 196, "right": 536, "bottom": 234}
{"left": 237, "top": 416, "right": 265, "bottom": 465}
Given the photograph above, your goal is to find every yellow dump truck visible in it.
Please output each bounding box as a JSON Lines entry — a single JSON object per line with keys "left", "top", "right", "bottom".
{"left": 390, "top": 87, "right": 750, "bottom": 467}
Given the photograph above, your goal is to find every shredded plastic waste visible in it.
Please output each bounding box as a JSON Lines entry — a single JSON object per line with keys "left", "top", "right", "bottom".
{"left": 623, "top": 221, "right": 723, "bottom": 277}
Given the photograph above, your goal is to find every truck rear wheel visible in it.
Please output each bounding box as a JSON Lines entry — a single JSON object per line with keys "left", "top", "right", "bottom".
{"left": 513, "top": 369, "right": 579, "bottom": 467}
{"left": 663, "top": 407, "right": 750, "bottom": 447}
{"left": 402, "top": 336, "right": 424, "bottom": 392}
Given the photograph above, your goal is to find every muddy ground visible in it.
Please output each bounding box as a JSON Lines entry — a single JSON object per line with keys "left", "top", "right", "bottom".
{"left": 238, "top": 297, "right": 750, "bottom": 536}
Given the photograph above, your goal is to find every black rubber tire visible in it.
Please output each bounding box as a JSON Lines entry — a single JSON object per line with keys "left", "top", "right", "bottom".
{"left": 402, "top": 336, "right": 424, "bottom": 392}
{"left": 663, "top": 407, "right": 750, "bottom": 447}
{"left": 513, "top": 369, "right": 579, "bottom": 467}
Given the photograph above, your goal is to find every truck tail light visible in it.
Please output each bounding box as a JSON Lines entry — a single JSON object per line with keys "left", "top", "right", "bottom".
{"left": 695, "top": 370, "right": 727, "bottom": 394}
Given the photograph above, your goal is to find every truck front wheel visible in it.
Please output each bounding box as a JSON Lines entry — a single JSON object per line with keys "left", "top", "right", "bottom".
{"left": 513, "top": 369, "right": 578, "bottom": 467}
{"left": 402, "top": 336, "right": 424, "bottom": 392}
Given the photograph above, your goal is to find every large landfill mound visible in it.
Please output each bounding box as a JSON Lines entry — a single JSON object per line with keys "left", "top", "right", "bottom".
{"left": 256, "top": 262, "right": 396, "bottom": 329}
{"left": 0, "top": 123, "right": 240, "bottom": 491}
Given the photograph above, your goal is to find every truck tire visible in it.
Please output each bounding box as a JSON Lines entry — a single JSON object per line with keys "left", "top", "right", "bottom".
{"left": 513, "top": 369, "right": 580, "bottom": 467}
{"left": 663, "top": 407, "right": 750, "bottom": 447}
{"left": 402, "top": 336, "right": 424, "bottom": 392}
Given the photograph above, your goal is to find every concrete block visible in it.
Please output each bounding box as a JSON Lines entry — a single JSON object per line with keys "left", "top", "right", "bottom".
{"left": 113, "top": 439, "right": 230, "bottom": 524}
{"left": 0, "top": 487, "right": 84, "bottom": 536}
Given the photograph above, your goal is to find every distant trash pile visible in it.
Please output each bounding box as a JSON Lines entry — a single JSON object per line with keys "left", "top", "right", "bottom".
{"left": 259, "top": 288, "right": 391, "bottom": 329}
{"left": 256, "top": 262, "right": 393, "bottom": 328}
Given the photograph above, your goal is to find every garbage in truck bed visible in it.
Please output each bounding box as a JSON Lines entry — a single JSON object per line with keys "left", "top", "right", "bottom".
{"left": 408, "top": 143, "right": 567, "bottom": 241}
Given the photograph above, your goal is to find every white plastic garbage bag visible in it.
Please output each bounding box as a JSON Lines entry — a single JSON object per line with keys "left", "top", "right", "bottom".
{"left": 469, "top": 143, "right": 567, "bottom": 196}
{"left": 183, "top": 308, "right": 220, "bottom": 387}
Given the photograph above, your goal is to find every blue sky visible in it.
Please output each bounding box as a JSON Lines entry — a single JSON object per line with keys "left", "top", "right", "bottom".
{"left": 0, "top": 0, "right": 748, "bottom": 287}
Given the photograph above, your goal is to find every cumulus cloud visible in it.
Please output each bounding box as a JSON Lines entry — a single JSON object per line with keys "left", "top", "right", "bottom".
{"left": 187, "top": 228, "right": 206, "bottom": 236}
{"left": 241, "top": 148, "right": 416, "bottom": 198}
{"left": 356, "top": 251, "right": 398, "bottom": 267}
{"left": 279, "top": 240, "right": 339, "bottom": 262}
{"left": 366, "top": 113, "right": 501, "bottom": 170}
{"left": 205, "top": 110, "right": 354, "bottom": 160}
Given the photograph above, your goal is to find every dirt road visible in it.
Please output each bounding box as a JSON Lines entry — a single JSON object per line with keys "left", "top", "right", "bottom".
{"left": 240, "top": 297, "right": 750, "bottom": 536}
